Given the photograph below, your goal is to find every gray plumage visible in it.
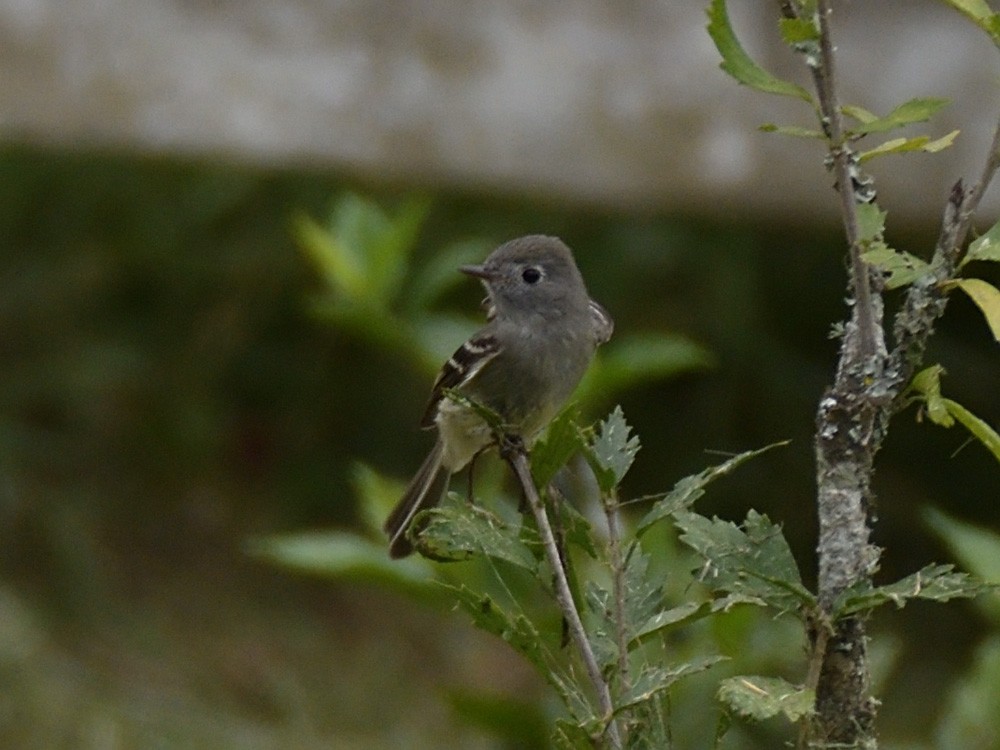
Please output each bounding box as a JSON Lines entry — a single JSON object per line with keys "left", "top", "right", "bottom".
{"left": 384, "top": 235, "right": 612, "bottom": 558}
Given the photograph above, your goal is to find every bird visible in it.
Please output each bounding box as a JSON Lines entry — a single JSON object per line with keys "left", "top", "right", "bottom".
{"left": 384, "top": 234, "right": 613, "bottom": 558}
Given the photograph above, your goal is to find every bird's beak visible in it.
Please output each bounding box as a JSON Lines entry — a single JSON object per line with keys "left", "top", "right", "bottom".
{"left": 459, "top": 263, "right": 495, "bottom": 280}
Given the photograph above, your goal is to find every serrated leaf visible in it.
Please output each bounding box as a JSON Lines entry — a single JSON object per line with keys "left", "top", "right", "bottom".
{"left": 637, "top": 441, "right": 790, "bottom": 534}
{"left": 856, "top": 203, "right": 887, "bottom": 243}
{"left": 951, "top": 278, "right": 1000, "bottom": 342}
{"left": 706, "top": 0, "right": 812, "bottom": 102}
{"left": 851, "top": 97, "right": 950, "bottom": 136}
{"left": 448, "top": 583, "right": 592, "bottom": 718}
{"left": 630, "top": 601, "right": 711, "bottom": 646}
{"left": 620, "top": 546, "right": 667, "bottom": 639}
{"left": 964, "top": 218, "right": 1000, "bottom": 266}
{"left": 615, "top": 658, "right": 727, "bottom": 714}
{"left": 531, "top": 405, "right": 586, "bottom": 489}
{"left": 859, "top": 130, "right": 959, "bottom": 162}
{"left": 718, "top": 676, "right": 814, "bottom": 722}
{"left": 759, "top": 124, "right": 824, "bottom": 139}
{"left": 447, "top": 584, "right": 551, "bottom": 671}
{"left": 553, "top": 498, "right": 601, "bottom": 558}
{"left": 553, "top": 718, "right": 602, "bottom": 750}
{"left": 941, "top": 0, "right": 1000, "bottom": 47}
{"left": 836, "top": 564, "right": 995, "bottom": 616}
{"left": 861, "top": 244, "right": 932, "bottom": 289}
{"left": 415, "top": 505, "right": 538, "bottom": 569}
{"left": 674, "top": 510, "right": 814, "bottom": 612}
{"left": 942, "top": 398, "right": 1000, "bottom": 464}
{"left": 585, "top": 406, "right": 640, "bottom": 493}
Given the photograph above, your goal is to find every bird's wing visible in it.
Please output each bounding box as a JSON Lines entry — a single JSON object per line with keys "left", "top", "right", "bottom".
{"left": 589, "top": 299, "right": 614, "bottom": 345}
{"left": 420, "top": 330, "right": 501, "bottom": 428}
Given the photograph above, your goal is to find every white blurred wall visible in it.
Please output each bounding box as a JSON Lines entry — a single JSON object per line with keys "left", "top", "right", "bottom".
{"left": 2, "top": 0, "right": 998, "bottom": 225}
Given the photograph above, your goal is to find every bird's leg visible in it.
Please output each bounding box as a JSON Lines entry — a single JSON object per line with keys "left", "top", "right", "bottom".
{"left": 496, "top": 431, "right": 525, "bottom": 460}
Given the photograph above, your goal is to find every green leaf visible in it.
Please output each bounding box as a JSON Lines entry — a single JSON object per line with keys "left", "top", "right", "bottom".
{"left": 615, "top": 657, "right": 727, "bottom": 714}
{"left": 942, "top": 398, "right": 1000, "bottom": 464}
{"left": 414, "top": 505, "right": 539, "bottom": 569}
{"left": 851, "top": 97, "right": 951, "bottom": 136}
{"left": 923, "top": 507, "right": 1000, "bottom": 585}
{"left": 910, "top": 364, "right": 952, "bottom": 426}
{"left": 553, "top": 718, "right": 602, "bottom": 750}
{"left": 674, "top": 510, "right": 814, "bottom": 612}
{"left": 964, "top": 219, "right": 1000, "bottom": 266}
{"left": 861, "top": 244, "right": 933, "bottom": 289}
{"left": 293, "top": 212, "right": 366, "bottom": 301}
{"left": 442, "top": 389, "right": 506, "bottom": 435}
{"left": 578, "top": 333, "right": 715, "bottom": 404}
{"left": 950, "top": 278, "right": 1000, "bottom": 342}
{"left": 836, "top": 564, "right": 995, "bottom": 616}
{"left": 531, "top": 405, "right": 586, "bottom": 489}
{"left": 554, "top": 499, "right": 601, "bottom": 559}
{"left": 246, "top": 531, "right": 434, "bottom": 591}
{"left": 447, "top": 584, "right": 549, "bottom": 670}
{"left": 620, "top": 546, "right": 668, "bottom": 640}
{"left": 758, "top": 124, "right": 824, "bottom": 139}
{"left": 403, "top": 238, "right": 491, "bottom": 314}
{"left": 332, "top": 193, "right": 431, "bottom": 301}
{"left": 718, "top": 676, "right": 814, "bottom": 722}
{"left": 449, "top": 584, "right": 594, "bottom": 722}
{"left": 630, "top": 601, "right": 711, "bottom": 646}
{"left": 856, "top": 203, "right": 887, "bottom": 243}
{"left": 859, "top": 131, "right": 960, "bottom": 162}
{"left": 584, "top": 406, "right": 640, "bottom": 493}
{"left": 706, "top": 0, "right": 813, "bottom": 102}
{"left": 637, "top": 441, "right": 790, "bottom": 534}
{"left": 841, "top": 104, "right": 880, "bottom": 125}
{"left": 940, "top": 0, "right": 1000, "bottom": 47}
{"left": 910, "top": 365, "right": 1000, "bottom": 461}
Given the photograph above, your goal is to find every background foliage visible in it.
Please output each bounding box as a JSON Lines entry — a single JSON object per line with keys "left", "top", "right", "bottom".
{"left": 0, "top": 143, "right": 997, "bottom": 747}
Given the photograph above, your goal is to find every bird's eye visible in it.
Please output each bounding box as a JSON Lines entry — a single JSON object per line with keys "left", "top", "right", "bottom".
{"left": 521, "top": 267, "right": 542, "bottom": 284}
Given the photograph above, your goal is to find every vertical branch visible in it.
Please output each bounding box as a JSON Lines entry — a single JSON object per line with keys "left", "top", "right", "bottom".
{"left": 809, "top": 0, "right": 883, "bottom": 365}
{"left": 781, "top": 1, "right": 884, "bottom": 744}
{"left": 506, "top": 447, "right": 623, "bottom": 750}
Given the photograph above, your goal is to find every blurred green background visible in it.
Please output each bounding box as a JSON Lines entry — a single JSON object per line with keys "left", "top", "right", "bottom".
{"left": 0, "top": 142, "right": 997, "bottom": 749}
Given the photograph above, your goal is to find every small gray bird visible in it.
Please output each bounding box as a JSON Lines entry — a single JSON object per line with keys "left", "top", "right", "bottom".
{"left": 384, "top": 235, "right": 613, "bottom": 558}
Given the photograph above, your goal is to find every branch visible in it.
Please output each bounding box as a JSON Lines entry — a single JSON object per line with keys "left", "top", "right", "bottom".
{"left": 781, "top": 1, "right": 883, "bottom": 744}
{"left": 505, "top": 445, "right": 622, "bottom": 749}
{"left": 786, "top": 0, "right": 885, "bottom": 366}
{"left": 890, "top": 112, "right": 1000, "bottom": 386}
{"left": 604, "top": 493, "right": 631, "bottom": 692}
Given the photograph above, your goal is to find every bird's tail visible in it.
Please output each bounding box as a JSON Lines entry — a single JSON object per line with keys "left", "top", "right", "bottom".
{"left": 384, "top": 441, "right": 448, "bottom": 558}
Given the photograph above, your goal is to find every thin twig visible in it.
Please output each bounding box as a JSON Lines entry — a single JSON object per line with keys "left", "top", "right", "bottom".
{"left": 604, "top": 492, "right": 631, "bottom": 692}
{"left": 890, "top": 112, "right": 1000, "bottom": 388}
{"left": 783, "top": 0, "right": 884, "bottom": 366}
{"left": 506, "top": 447, "right": 622, "bottom": 749}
